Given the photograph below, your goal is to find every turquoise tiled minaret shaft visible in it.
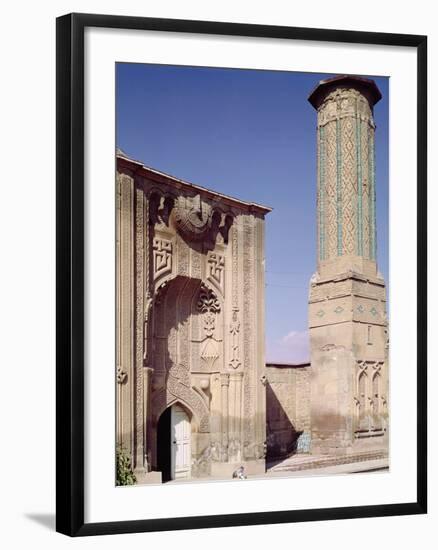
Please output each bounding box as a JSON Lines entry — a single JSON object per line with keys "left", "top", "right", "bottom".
{"left": 310, "top": 75, "right": 380, "bottom": 275}
{"left": 308, "top": 76, "right": 389, "bottom": 458}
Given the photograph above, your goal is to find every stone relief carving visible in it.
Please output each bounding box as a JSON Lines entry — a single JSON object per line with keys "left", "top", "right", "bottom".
{"left": 196, "top": 284, "right": 222, "bottom": 371}
{"left": 143, "top": 194, "right": 152, "bottom": 367}
{"left": 116, "top": 365, "right": 127, "bottom": 384}
{"left": 152, "top": 237, "right": 172, "bottom": 279}
{"left": 229, "top": 225, "right": 242, "bottom": 370}
{"left": 176, "top": 235, "right": 190, "bottom": 277}
{"left": 243, "top": 217, "right": 255, "bottom": 456}
{"left": 152, "top": 382, "right": 211, "bottom": 433}
{"left": 197, "top": 285, "right": 221, "bottom": 337}
{"left": 354, "top": 360, "right": 385, "bottom": 436}
{"left": 135, "top": 188, "right": 146, "bottom": 468}
{"left": 117, "top": 159, "right": 269, "bottom": 477}
{"left": 174, "top": 194, "right": 213, "bottom": 240}
{"left": 191, "top": 248, "right": 202, "bottom": 279}
{"left": 207, "top": 252, "right": 225, "bottom": 294}
{"left": 154, "top": 192, "right": 234, "bottom": 243}
{"left": 149, "top": 187, "right": 235, "bottom": 251}
{"left": 151, "top": 278, "right": 213, "bottom": 433}
{"left": 229, "top": 309, "right": 241, "bottom": 369}
{"left": 200, "top": 339, "right": 220, "bottom": 371}
{"left": 149, "top": 193, "right": 174, "bottom": 228}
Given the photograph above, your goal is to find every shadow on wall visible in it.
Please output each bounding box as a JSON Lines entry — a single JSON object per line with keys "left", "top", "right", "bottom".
{"left": 266, "top": 384, "right": 301, "bottom": 461}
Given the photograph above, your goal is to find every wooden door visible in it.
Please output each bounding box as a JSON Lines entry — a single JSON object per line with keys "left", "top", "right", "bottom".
{"left": 170, "top": 404, "right": 191, "bottom": 480}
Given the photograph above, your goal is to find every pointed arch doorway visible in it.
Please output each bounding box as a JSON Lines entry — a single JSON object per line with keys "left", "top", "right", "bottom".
{"left": 157, "top": 404, "right": 191, "bottom": 482}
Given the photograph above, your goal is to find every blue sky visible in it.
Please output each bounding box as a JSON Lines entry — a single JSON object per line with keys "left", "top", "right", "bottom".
{"left": 116, "top": 64, "right": 389, "bottom": 363}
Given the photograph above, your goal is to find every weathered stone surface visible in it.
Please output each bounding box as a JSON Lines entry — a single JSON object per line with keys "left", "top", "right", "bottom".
{"left": 116, "top": 153, "right": 270, "bottom": 482}
{"left": 265, "top": 363, "right": 311, "bottom": 459}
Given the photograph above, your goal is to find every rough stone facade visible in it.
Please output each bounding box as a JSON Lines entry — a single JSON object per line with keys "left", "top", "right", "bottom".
{"left": 116, "top": 152, "right": 270, "bottom": 482}
{"left": 265, "top": 363, "right": 311, "bottom": 459}
{"left": 307, "top": 76, "right": 389, "bottom": 457}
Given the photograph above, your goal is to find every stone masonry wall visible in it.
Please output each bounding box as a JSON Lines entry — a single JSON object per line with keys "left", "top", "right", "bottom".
{"left": 265, "top": 363, "right": 311, "bottom": 460}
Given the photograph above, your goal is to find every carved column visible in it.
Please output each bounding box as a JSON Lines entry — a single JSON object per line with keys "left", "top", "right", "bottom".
{"left": 116, "top": 172, "right": 134, "bottom": 456}
{"left": 116, "top": 174, "right": 122, "bottom": 445}
{"left": 255, "top": 215, "right": 267, "bottom": 461}
{"left": 143, "top": 367, "right": 153, "bottom": 470}
{"left": 229, "top": 225, "right": 241, "bottom": 370}
{"left": 220, "top": 373, "right": 230, "bottom": 461}
{"left": 134, "top": 186, "right": 145, "bottom": 474}
{"left": 143, "top": 189, "right": 152, "bottom": 367}
{"left": 242, "top": 215, "right": 254, "bottom": 459}
{"left": 228, "top": 372, "right": 243, "bottom": 462}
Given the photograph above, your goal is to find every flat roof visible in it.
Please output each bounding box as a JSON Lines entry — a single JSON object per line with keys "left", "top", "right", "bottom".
{"left": 117, "top": 150, "right": 272, "bottom": 215}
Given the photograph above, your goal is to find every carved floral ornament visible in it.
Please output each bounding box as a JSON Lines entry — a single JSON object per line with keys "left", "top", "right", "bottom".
{"left": 229, "top": 309, "right": 241, "bottom": 369}
{"left": 196, "top": 285, "right": 222, "bottom": 371}
{"left": 197, "top": 285, "right": 221, "bottom": 338}
{"left": 197, "top": 286, "right": 221, "bottom": 315}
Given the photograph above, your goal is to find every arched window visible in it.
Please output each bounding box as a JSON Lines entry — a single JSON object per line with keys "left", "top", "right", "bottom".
{"left": 358, "top": 369, "right": 367, "bottom": 430}
{"left": 372, "top": 370, "right": 381, "bottom": 430}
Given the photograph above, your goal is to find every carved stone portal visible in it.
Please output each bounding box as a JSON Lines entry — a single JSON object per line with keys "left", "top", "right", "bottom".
{"left": 116, "top": 153, "right": 270, "bottom": 482}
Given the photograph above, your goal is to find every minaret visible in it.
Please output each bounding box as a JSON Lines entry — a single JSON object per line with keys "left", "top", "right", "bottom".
{"left": 308, "top": 76, "right": 388, "bottom": 457}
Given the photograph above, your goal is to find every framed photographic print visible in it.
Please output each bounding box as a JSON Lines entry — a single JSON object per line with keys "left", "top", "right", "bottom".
{"left": 56, "top": 12, "right": 427, "bottom": 536}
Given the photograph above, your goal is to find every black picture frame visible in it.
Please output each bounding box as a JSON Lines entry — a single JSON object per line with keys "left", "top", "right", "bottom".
{"left": 56, "top": 12, "right": 427, "bottom": 537}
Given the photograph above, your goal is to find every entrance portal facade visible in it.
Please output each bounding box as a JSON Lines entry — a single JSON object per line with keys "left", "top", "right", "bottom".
{"left": 116, "top": 151, "right": 270, "bottom": 483}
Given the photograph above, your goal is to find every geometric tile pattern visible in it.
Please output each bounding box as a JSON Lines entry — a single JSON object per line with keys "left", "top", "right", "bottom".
{"left": 368, "top": 127, "right": 377, "bottom": 261}
{"left": 342, "top": 115, "right": 357, "bottom": 256}
{"left": 361, "top": 118, "right": 370, "bottom": 259}
{"left": 318, "top": 125, "right": 326, "bottom": 260}
{"left": 336, "top": 118, "right": 343, "bottom": 255}
{"left": 316, "top": 87, "right": 377, "bottom": 264}
{"left": 324, "top": 120, "right": 338, "bottom": 259}
{"left": 355, "top": 114, "right": 363, "bottom": 256}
